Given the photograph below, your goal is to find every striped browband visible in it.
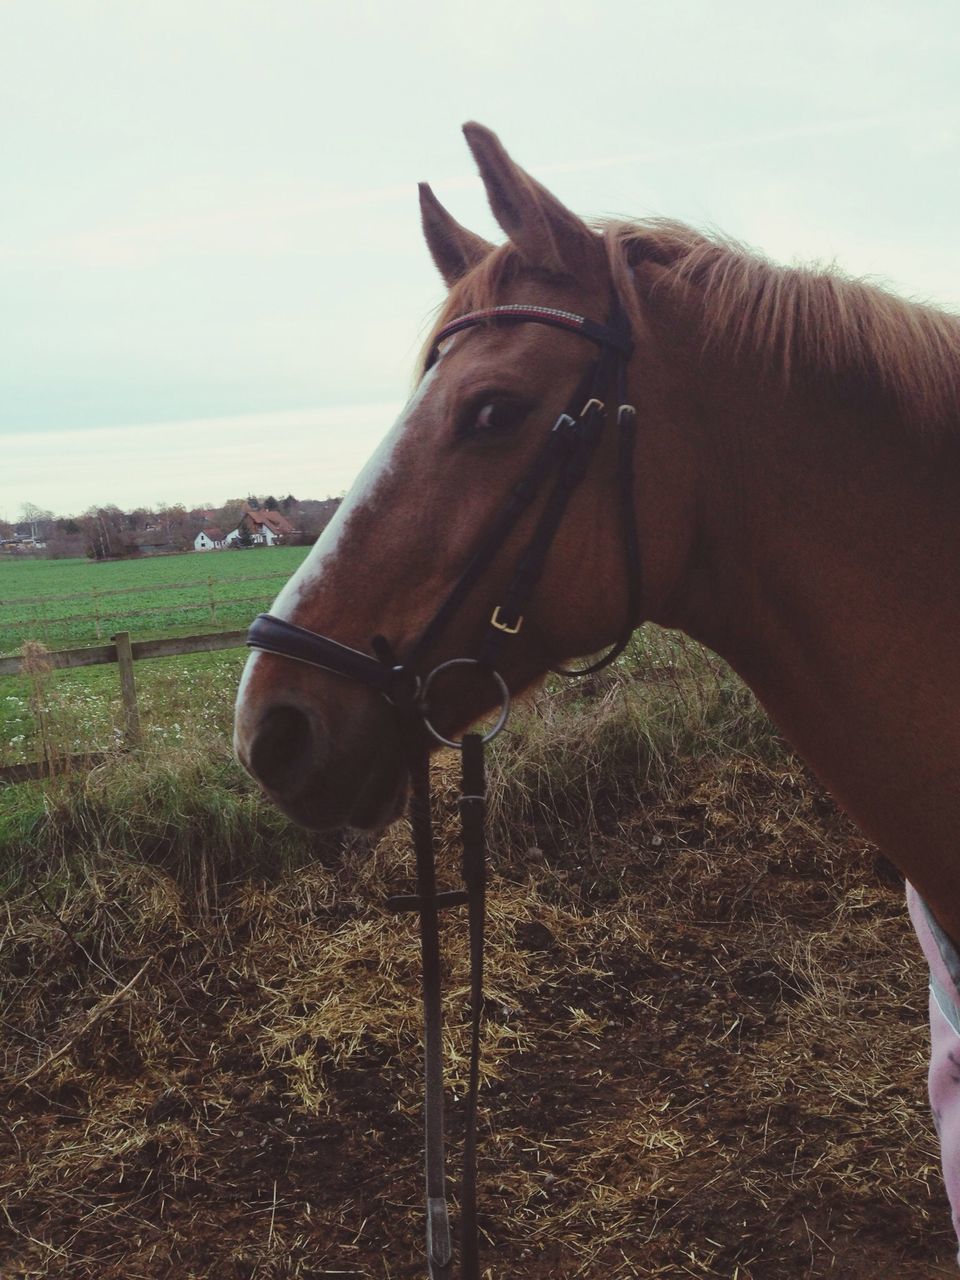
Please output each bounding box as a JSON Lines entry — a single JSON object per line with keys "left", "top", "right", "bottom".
{"left": 429, "top": 304, "right": 633, "bottom": 363}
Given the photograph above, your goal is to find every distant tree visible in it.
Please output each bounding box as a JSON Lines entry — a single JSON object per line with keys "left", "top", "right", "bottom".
{"left": 45, "top": 516, "right": 84, "bottom": 557}
{"left": 295, "top": 497, "right": 341, "bottom": 544}
{"left": 81, "top": 506, "right": 132, "bottom": 560}
{"left": 19, "top": 502, "right": 54, "bottom": 541}
{"left": 246, "top": 494, "right": 261, "bottom": 510}
{"left": 126, "top": 506, "right": 155, "bottom": 531}
{"left": 235, "top": 523, "right": 256, "bottom": 549}
{"left": 45, "top": 526, "right": 85, "bottom": 559}
{"left": 263, "top": 494, "right": 278, "bottom": 511}
{"left": 207, "top": 498, "right": 244, "bottom": 536}
{"left": 158, "top": 504, "right": 193, "bottom": 552}
{"left": 280, "top": 494, "right": 298, "bottom": 513}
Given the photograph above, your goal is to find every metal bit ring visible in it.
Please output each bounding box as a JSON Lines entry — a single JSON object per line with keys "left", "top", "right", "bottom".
{"left": 420, "top": 659, "right": 511, "bottom": 749}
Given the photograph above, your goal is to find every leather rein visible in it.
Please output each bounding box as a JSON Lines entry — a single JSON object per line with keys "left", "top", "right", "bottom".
{"left": 246, "top": 302, "right": 639, "bottom": 1278}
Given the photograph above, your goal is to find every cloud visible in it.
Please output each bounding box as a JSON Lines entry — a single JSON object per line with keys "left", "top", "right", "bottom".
{"left": 0, "top": 404, "right": 402, "bottom": 519}
{"left": 532, "top": 111, "right": 920, "bottom": 179}
{"left": 8, "top": 111, "right": 936, "bottom": 271}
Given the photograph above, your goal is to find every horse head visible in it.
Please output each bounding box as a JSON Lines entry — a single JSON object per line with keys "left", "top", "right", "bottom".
{"left": 234, "top": 124, "right": 694, "bottom": 830}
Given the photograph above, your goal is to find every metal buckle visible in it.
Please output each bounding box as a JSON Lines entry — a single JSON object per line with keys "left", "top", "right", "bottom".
{"left": 420, "top": 659, "right": 511, "bottom": 749}
{"left": 381, "top": 665, "right": 421, "bottom": 711}
{"left": 490, "top": 605, "right": 523, "bottom": 635}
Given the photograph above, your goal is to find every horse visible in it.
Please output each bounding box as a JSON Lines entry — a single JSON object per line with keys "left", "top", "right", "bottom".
{"left": 234, "top": 123, "right": 960, "bottom": 1262}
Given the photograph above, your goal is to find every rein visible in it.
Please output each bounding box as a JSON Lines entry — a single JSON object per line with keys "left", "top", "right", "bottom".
{"left": 246, "top": 303, "right": 638, "bottom": 1278}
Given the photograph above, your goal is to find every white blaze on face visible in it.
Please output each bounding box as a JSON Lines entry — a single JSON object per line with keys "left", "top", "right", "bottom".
{"left": 234, "top": 369, "right": 439, "bottom": 733}
{"left": 234, "top": 367, "right": 441, "bottom": 737}
{"left": 268, "top": 366, "right": 438, "bottom": 623}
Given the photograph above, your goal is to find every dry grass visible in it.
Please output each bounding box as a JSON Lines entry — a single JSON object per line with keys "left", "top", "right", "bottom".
{"left": 0, "top": 632, "right": 954, "bottom": 1278}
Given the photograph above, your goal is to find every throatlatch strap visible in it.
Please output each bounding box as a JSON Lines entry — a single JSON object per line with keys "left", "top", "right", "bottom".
{"left": 551, "top": 360, "right": 642, "bottom": 677}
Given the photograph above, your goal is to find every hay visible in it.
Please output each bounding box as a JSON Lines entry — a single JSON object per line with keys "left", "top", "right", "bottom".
{"left": 0, "top": 665, "right": 956, "bottom": 1277}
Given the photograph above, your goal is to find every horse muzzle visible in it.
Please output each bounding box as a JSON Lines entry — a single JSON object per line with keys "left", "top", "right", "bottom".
{"left": 235, "top": 662, "right": 408, "bottom": 831}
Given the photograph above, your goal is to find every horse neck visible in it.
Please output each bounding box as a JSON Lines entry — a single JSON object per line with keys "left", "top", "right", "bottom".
{"left": 641, "top": 340, "right": 960, "bottom": 941}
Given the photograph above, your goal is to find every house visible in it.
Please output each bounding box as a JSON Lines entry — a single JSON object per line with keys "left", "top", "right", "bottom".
{"left": 132, "top": 531, "right": 176, "bottom": 556}
{"left": 241, "top": 504, "right": 296, "bottom": 544}
{"left": 2, "top": 536, "right": 46, "bottom": 554}
{"left": 194, "top": 526, "right": 226, "bottom": 551}
{"left": 224, "top": 504, "right": 296, "bottom": 547}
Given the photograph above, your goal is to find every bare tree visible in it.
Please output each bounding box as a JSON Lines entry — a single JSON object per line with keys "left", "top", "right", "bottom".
{"left": 81, "top": 506, "right": 131, "bottom": 560}
{"left": 20, "top": 502, "right": 54, "bottom": 541}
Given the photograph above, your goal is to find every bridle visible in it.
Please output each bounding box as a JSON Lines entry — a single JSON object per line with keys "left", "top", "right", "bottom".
{"left": 248, "top": 303, "right": 639, "bottom": 1278}
{"left": 248, "top": 301, "right": 640, "bottom": 697}
{"left": 246, "top": 302, "right": 640, "bottom": 1278}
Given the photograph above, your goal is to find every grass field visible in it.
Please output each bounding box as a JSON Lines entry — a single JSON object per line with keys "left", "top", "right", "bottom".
{"left": 0, "top": 648, "right": 247, "bottom": 769}
{"left": 0, "top": 548, "right": 311, "bottom": 654}
{"left": 0, "top": 548, "right": 312, "bottom": 770}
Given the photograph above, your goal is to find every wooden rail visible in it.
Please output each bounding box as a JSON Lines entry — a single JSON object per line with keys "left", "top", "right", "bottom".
{"left": 0, "top": 629, "right": 248, "bottom": 678}
{"left": 0, "top": 753, "right": 111, "bottom": 785}
{"left": 0, "top": 629, "right": 249, "bottom": 786}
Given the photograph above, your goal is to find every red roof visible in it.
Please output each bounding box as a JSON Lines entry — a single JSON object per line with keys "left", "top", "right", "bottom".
{"left": 240, "top": 505, "right": 295, "bottom": 536}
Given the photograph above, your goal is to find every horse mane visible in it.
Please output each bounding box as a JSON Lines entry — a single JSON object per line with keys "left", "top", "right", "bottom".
{"left": 424, "top": 219, "right": 960, "bottom": 441}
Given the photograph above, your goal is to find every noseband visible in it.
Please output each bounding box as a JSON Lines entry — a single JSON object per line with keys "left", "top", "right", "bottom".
{"left": 246, "top": 303, "right": 639, "bottom": 1279}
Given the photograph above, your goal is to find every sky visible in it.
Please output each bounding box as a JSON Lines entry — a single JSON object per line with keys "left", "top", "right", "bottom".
{"left": 3, "top": 0, "right": 959, "bottom": 520}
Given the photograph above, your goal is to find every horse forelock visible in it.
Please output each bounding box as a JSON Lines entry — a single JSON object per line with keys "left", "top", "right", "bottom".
{"left": 420, "top": 218, "right": 960, "bottom": 443}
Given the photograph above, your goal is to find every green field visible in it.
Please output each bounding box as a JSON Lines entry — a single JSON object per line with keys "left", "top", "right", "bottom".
{"left": 0, "top": 648, "right": 248, "bottom": 769}
{"left": 0, "top": 549, "right": 312, "bottom": 769}
{"left": 0, "top": 548, "right": 311, "bottom": 654}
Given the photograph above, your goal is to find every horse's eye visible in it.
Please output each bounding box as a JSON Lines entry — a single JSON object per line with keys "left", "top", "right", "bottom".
{"left": 467, "top": 399, "right": 528, "bottom": 437}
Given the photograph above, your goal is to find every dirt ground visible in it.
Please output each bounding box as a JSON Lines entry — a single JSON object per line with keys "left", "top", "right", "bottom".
{"left": 1, "top": 756, "right": 957, "bottom": 1278}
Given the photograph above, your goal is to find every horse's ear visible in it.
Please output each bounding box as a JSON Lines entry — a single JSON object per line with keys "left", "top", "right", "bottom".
{"left": 462, "top": 122, "right": 602, "bottom": 279}
{"left": 419, "top": 182, "right": 492, "bottom": 286}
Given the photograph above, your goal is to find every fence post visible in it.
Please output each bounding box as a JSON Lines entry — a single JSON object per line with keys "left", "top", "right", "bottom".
{"left": 112, "top": 631, "right": 142, "bottom": 747}
{"left": 207, "top": 575, "right": 217, "bottom": 624}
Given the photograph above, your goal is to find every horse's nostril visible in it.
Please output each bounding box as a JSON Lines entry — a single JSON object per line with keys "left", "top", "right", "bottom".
{"left": 248, "top": 704, "right": 317, "bottom": 794}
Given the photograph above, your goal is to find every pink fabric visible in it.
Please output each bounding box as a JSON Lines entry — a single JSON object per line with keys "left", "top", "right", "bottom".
{"left": 907, "top": 882, "right": 960, "bottom": 1263}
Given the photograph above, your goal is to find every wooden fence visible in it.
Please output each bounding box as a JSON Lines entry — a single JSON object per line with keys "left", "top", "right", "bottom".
{"left": 0, "top": 630, "right": 248, "bottom": 786}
